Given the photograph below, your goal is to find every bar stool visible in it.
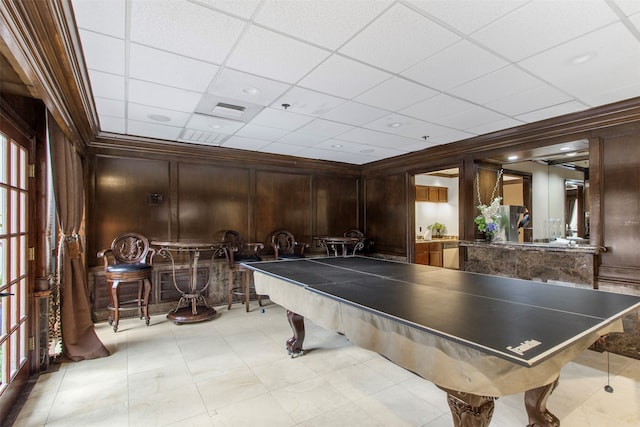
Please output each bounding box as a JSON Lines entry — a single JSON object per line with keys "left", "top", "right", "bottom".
{"left": 221, "top": 230, "right": 264, "bottom": 312}
{"left": 97, "top": 232, "right": 155, "bottom": 332}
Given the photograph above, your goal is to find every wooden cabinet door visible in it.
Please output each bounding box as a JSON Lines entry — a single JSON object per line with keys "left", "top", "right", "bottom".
{"left": 416, "top": 185, "right": 429, "bottom": 201}
{"left": 438, "top": 187, "right": 448, "bottom": 202}
{"left": 415, "top": 243, "right": 429, "bottom": 264}
{"left": 428, "top": 242, "right": 443, "bottom": 267}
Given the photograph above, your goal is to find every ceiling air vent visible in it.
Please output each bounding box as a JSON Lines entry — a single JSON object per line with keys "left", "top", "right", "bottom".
{"left": 194, "top": 94, "right": 263, "bottom": 122}
{"left": 178, "top": 129, "right": 228, "bottom": 145}
{"left": 212, "top": 103, "right": 245, "bottom": 118}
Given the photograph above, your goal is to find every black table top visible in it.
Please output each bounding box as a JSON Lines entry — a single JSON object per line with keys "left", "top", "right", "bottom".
{"left": 242, "top": 256, "right": 640, "bottom": 366}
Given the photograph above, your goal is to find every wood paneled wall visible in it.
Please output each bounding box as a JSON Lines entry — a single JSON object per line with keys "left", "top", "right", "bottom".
{"left": 87, "top": 152, "right": 361, "bottom": 266}
{"left": 364, "top": 172, "right": 407, "bottom": 255}
{"left": 598, "top": 133, "right": 640, "bottom": 285}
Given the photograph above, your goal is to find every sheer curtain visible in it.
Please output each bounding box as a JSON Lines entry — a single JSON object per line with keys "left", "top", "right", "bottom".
{"left": 48, "top": 114, "right": 109, "bottom": 361}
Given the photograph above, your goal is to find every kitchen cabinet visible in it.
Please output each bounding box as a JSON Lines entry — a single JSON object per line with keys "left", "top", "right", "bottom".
{"left": 415, "top": 242, "right": 442, "bottom": 267}
{"left": 416, "top": 185, "right": 448, "bottom": 202}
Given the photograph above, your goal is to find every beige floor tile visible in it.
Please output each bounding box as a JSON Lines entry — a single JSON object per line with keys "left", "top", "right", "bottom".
{"left": 12, "top": 303, "right": 640, "bottom": 427}
{"left": 128, "top": 382, "right": 207, "bottom": 427}
{"left": 209, "top": 392, "right": 296, "bottom": 427}
{"left": 196, "top": 367, "right": 269, "bottom": 413}
{"left": 270, "top": 377, "right": 351, "bottom": 423}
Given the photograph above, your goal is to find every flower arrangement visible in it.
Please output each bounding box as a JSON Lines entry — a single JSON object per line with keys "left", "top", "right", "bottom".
{"left": 475, "top": 169, "right": 504, "bottom": 240}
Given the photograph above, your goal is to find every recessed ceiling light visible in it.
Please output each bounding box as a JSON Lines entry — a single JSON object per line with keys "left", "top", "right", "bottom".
{"left": 148, "top": 114, "right": 171, "bottom": 122}
{"left": 560, "top": 146, "right": 572, "bottom": 151}
{"left": 209, "top": 124, "right": 222, "bottom": 129}
{"left": 388, "top": 122, "right": 402, "bottom": 128}
{"left": 507, "top": 155, "right": 518, "bottom": 161}
{"left": 566, "top": 152, "right": 578, "bottom": 157}
{"left": 242, "top": 87, "right": 260, "bottom": 95}
{"left": 569, "top": 52, "right": 596, "bottom": 65}
{"left": 331, "top": 144, "right": 343, "bottom": 149}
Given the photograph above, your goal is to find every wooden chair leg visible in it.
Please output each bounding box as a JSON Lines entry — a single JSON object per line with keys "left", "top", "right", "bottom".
{"left": 110, "top": 280, "right": 120, "bottom": 332}
{"left": 227, "top": 269, "right": 234, "bottom": 310}
{"left": 142, "top": 278, "right": 152, "bottom": 326}
{"left": 137, "top": 280, "right": 143, "bottom": 319}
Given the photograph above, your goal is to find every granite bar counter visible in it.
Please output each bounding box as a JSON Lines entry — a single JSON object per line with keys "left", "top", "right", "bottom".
{"left": 459, "top": 240, "right": 605, "bottom": 288}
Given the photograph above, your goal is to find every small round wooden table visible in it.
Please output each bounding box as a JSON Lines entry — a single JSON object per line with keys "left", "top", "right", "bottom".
{"left": 151, "top": 240, "right": 224, "bottom": 324}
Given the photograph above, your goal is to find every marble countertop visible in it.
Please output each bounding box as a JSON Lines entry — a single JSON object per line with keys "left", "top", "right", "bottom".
{"left": 459, "top": 240, "right": 604, "bottom": 254}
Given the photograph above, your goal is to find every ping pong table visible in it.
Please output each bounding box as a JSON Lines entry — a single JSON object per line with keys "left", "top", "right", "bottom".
{"left": 241, "top": 256, "right": 640, "bottom": 427}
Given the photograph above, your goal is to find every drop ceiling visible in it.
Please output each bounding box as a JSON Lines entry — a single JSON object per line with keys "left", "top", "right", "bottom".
{"left": 71, "top": 0, "right": 640, "bottom": 165}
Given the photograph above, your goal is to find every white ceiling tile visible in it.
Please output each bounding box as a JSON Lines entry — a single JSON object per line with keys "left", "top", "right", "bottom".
{"left": 235, "top": 124, "right": 290, "bottom": 141}
{"left": 274, "top": 87, "right": 346, "bottom": 116}
{"left": 128, "top": 79, "right": 202, "bottom": 112}
{"left": 294, "top": 147, "right": 382, "bottom": 165}
{"left": 207, "top": 68, "right": 291, "bottom": 106}
{"left": 72, "top": 0, "right": 125, "bottom": 38}
{"left": 296, "top": 119, "right": 353, "bottom": 139}
{"left": 72, "top": 0, "right": 640, "bottom": 165}
{"left": 129, "top": 44, "right": 219, "bottom": 92}
{"left": 426, "top": 129, "right": 475, "bottom": 145}
{"left": 515, "top": 101, "right": 588, "bottom": 123}
{"left": 255, "top": 0, "right": 393, "bottom": 50}
{"left": 78, "top": 30, "right": 124, "bottom": 75}
{"left": 258, "top": 142, "right": 305, "bottom": 156}
{"left": 448, "top": 66, "right": 544, "bottom": 105}
{"left": 631, "top": 12, "right": 640, "bottom": 32}
{"left": 127, "top": 119, "right": 183, "bottom": 140}
{"left": 486, "top": 85, "right": 573, "bottom": 116}
{"left": 340, "top": 3, "right": 460, "bottom": 73}
{"left": 277, "top": 131, "right": 326, "bottom": 147}
{"left": 130, "top": 0, "right": 245, "bottom": 63}
{"left": 434, "top": 106, "right": 509, "bottom": 130}
{"left": 466, "top": 117, "right": 525, "bottom": 136}
{"left": 320, "top": 101, "right": 388, "bottom": 126}
{"left": 400, "top": 94, "right": 477, "bottom": 123}
{"left": 472, "top": 0, "right": 619, "bottom": 61}
{"left": 299, "top": 55, "right": 392, "bottom": 98}
{"left": 221, "top": 135, "right": 270, "bottom": 151}
{"left": 184, "top": 114, "right": 246, "bottom": 135}
{"left": 98, "top": 115, "right": 125, "bottom": 133}
{"left": 94, "top": 97, "right": 125, "bottom": 118}
{"left": 518, "top": 23, "right": 640, "bottom": 106}
{"left": 613, "top": 0, "right": 640, "bottom": 16}
{"left": 127, "top": 103, "right": 191, "bottom": 127}
{"left": 336, "top": 127, "right": 419, "bottom": 149}
{"left": 364, "top": 114, "right": 454, "bottom": 139}
{"left": 88, "top": 70, "right": 125, "bottom": 100}
{"left": 585, "top": 83, "right": 640, "bottom": 107}
{"left": 226, "top": 26, "right": 330, "bottom": 83}
{"left": 195, "top": 0, "right": 261, "bottom": 18}
{"left": 355, "top": 77, "right": 438, "bottom": 111}
{"left": 251, "top": 108, "right": 314, "bottom": 131}
{"left": 406, "top": 0, "right": 527, "bottom": 35}
{"left": 402, "top": 40, "right": 508, "bottom": 91}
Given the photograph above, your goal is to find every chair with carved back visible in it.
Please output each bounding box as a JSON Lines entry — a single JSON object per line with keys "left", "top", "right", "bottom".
{"left": 270, "top": 230, "right": 309, "bottom": 260}
{"left": 343, "top": 229, "right": 372, "bottom": 255}
{"left": 220, "top": 230, "right": 264, "bottom": 311}
{"left": 97, "top": 232, "right": 155, "bottom": 332}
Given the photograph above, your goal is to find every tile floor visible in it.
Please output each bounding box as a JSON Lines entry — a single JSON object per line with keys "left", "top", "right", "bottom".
{"left": 12, "top": 302, "right": 640, "bottom": 427}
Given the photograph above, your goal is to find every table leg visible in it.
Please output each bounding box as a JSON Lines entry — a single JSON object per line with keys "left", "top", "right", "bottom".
{"left": 525, "top": 377, "right": 560, "bottom": 427}
{"left": 286, "top": 310, "right": 305, "bottom": 357}
{"left": 437, "top": 386, "right": 496, "bottom": 427}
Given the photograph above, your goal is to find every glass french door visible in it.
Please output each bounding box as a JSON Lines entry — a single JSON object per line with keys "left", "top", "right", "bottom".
{"left": 0, "top": 129, "right": 29, "bottom": 399}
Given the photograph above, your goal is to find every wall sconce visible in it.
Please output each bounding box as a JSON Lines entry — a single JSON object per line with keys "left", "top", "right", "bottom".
{"left": 148, "top": 193, "right": 164, "bottom": 206}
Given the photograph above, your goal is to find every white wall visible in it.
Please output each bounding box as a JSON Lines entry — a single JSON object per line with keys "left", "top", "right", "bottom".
{"left": 415, "top": 174, "right": 459, "bottom": 238}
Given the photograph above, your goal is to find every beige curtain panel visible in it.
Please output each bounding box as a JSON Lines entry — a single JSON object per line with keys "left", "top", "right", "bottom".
{"left": 48, "top": 113, "right": 109, "bottom": 361}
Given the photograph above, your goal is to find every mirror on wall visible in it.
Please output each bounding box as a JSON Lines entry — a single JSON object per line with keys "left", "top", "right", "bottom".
{"left": 487, "top": 139, "right": 589, "bottom": 243}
